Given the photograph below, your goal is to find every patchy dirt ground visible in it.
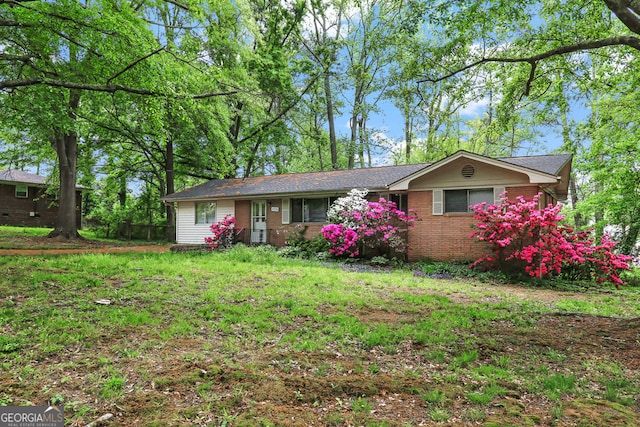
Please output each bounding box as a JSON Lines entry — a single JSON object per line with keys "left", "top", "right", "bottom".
{"left": 22, "top": 312, "right": 636, "bottom": 427}
{"left": 1, "top": 235, "right": 639, "bottom": 426}
{"left": 4, "top": 302, "right": 637, "bottom": 426}
{"left": 0, "top": 235, "right": 171, "bottom": 255}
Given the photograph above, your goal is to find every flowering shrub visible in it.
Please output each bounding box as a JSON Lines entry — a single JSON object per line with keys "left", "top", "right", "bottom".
{"left": 321, "top": 189, "right": 415, "bottom": 258}
{"left": 204, "top": 215, "right": 238, "bottom": 249}
{"left": 470, "top": 193, "right": 632, "bottom": 286}
{"left": 322, "top": 223, "right": 361, "bottom": 257}
{"left": 326, "top": 188, "right": 369, "bottom": 228}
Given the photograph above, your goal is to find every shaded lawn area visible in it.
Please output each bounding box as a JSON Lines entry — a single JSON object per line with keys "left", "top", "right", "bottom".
{"left": 0, "top": 225, "right": 163, "bottom": 250}
{"left": 0, "top": 246, "right": 639, "bottom": 426}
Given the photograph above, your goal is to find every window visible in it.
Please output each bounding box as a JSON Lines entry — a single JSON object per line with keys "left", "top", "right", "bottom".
{"left": 195, "top": 202, "right": 216, "bottom": 224}
{"left": 389, "top": 193, "right": 408, "bottom": 214}
{"left": 291, "top": 197, "right": 336, "bottom": 223}
{"left": 444, "top": 188, "right": 493, "bottom": 213}
{"left": 15, "top": 185, "right": 28, "bottom": 198}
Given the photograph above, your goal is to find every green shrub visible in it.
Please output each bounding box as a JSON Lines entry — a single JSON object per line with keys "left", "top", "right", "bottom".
{"left": 280, "top": 226, "right": 330, "bottom": 260}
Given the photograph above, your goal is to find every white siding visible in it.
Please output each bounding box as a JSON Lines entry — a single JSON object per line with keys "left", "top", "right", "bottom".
{"left": 216, "top": 200, "right": 235, "bottom": 222}
{"left": 175, "top": 200, "right": 235, "bottom": 244}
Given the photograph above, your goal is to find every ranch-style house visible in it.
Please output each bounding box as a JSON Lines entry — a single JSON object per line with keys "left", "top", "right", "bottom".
{"left": 162, "top": 150, "right": 572, "bottom": 261}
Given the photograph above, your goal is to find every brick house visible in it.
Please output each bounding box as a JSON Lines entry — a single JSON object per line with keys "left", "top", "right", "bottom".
{"left": 0, "top": 170, "right": 83, "bottom": 228}
{"left": 161, "top": 150, "right": 572, "bottom": 261}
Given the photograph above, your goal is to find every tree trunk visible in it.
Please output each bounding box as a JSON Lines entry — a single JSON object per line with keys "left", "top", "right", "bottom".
{"left": 348, "top": 113, "right": 357, "bottom": 169}
{"left": 228, "top": 101, "right": 244, "bottom": 177}
{"left": 165, "top": 136, "right": 176, "bottom": 241}
{"left": 404, "top": 109, "right": 412, "bottom": 163}
{"left": 620, "top": 222, "right": 639, "bottom": 255}
{"left": 358, "top": 117, "right": 366, "bottom": 168}
{"left": 569, "top": 176, "right": 583, "bottom": 227}
{"left": 118, "top": 174, "right": 127, "bottom": 208}
{"left": 48, "top": 90, "right": 81, "bottom": 240}
{"left": 324, "top": 73, "right": 338, "bottom": 169}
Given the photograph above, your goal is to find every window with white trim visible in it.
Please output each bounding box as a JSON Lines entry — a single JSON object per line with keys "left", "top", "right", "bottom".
{"left": 195, "top": 202, "right": 216, "bottom": 224}
{"left": 15, "top": 185, "right": 28, "bottom": 198}
{"left": 444, "top": 188, "right": 494, "bottom": 213}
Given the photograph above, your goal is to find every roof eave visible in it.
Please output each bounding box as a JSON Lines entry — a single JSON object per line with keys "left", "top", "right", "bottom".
{"left": 161, "top": 186, "right": 392, "bottom": 203}
{"left": 389, "top": 150, "right": 562, "bottom": 191}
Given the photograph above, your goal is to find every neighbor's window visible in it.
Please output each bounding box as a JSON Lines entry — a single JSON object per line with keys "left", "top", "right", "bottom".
{"left": 291, "top": 197, "right": 337, "bottom": 223}
{"left": 195, "top": 202, "right": 216, "bottom": 224}
{"left": 444, "top": 188, "right": 493, "bottom": 213}
{"left": 15, "top": 185, "right": 28, "bottom": 198}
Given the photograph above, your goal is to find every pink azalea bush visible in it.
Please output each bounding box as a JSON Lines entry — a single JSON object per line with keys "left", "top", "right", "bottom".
{"left": 321, "top": 189, "right": 415, "bottom": 258}
{"left": 470, "top": 193, "right": 632, "bottom": 286}
{"left": 204, "top": 214, "right": 238, "bottom": 249}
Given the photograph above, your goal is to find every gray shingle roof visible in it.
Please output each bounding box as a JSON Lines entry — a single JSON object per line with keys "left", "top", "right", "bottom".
{"left": 0, "top": 169, "right": 48, "bottom": 185}
{"left": 162, "top": 152, "right": 572, "bottom": 202}
{"left": 499, "top": 153, "right": 572, "bottom": 176}
{"left": 0, "top": 170, "right": 87, "bottom": 189}
{"left": 163, "top": 163, "right": 429, "bottom": 201}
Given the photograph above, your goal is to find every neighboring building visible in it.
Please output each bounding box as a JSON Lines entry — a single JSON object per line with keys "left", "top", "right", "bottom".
{"left": 161, "top": 150, "right": 572, "bottom": 261}
{"left": 0, "top": 170, "right": 83, "bottom": 228}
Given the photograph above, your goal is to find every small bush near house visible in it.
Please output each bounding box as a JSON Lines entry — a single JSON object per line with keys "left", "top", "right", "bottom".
{"left": 621, "top": 265, "right": 640, "bottom": 287}
{"left": 280, "top": 225, "right": 331, "bottom": 260}
{"left": 204, "top": 215, "right": 239, "bottom": 249}
{"left": 470, "top": 193, "right": 633, "bottom": 286}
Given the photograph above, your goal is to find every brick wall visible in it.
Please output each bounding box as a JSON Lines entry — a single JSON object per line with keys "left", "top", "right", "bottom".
{"left": 231, "top": 186, "right": 549, "bottom": 256}
{"left": 0, "top": 184, "right": 82, "bottom": 228}
{"left": 407, "top": 190, "right": 485, "bottom": 262}
{"left": 234, "top": 200, "right": 251, "bottom": 230}
{"left": 234, "top": 198, "right": 324, "bottom": 246}
{"left": 508, "top": 186, "right": 540, "bottom": 203}
{"left": 407, "top": 186, "right": 545, "bottom": 262}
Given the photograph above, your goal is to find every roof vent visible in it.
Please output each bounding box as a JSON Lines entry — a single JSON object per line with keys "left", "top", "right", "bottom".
{"left": 461, "top": 164, "right": 475, "bottom": 178}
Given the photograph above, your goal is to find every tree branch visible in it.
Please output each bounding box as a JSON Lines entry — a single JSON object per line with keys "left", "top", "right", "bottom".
{"left": 604, "top": 0, "right": 640, "bottom": 34}
{"left": 107, "top": 46, "right": 165, "bottom": 85}
{"left": 0, "top": 77, "right": 238, "bottom": 98}
{"left": 6, "top": 1, "right": 118, "bottom": 36}
{"left": 236, "top": 73, "right": 321, "bottom": 145}
{"left": 0, "top": 0, "right": 38, "bottom": 4}
{"left": 0, "top": 53, "right": 32, "bottom": 62}
{"left": 418, "top": 36, "right": 640, "bottom": 95}
{"left": 161, "top": 0, "right": 190, "bottom": 11}
{"left": 0, "top": 19, "right": 22, "bottom": 26}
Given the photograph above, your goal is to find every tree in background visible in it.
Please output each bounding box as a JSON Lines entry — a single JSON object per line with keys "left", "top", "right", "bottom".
{"left": 0, "top": 0, "right": 236, "bottom": 239}
{"left": 2, "top": 0, "right": 639, "bottom": 253}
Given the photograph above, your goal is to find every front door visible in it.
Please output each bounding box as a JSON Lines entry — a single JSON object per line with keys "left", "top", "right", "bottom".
{"left": 251, "top": 200, "right": 267, "bottom": 243}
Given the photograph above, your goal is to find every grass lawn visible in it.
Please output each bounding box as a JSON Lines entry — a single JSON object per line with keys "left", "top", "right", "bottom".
{"left": 0, "top": 236, "right": 639, "bottom": 426}
{"left": 0, "top": 225, "right": 163, "bottom": 250}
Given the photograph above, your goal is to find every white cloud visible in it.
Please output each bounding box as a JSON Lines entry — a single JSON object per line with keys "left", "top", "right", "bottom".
{"left": 459, "top": 97, "right": 490, "bottom": 117}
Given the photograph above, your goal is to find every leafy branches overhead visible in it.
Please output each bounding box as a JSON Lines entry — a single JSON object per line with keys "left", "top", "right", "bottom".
{"left": 419, "top": 36, "right": 640, "bottom": 96}
{"left": 419, "top": 0, "right": 640, "bottom": 97}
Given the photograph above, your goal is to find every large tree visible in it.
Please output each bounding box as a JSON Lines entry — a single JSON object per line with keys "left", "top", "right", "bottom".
{"left": 0, "top": 0, "right": 234, "bottom": 239}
